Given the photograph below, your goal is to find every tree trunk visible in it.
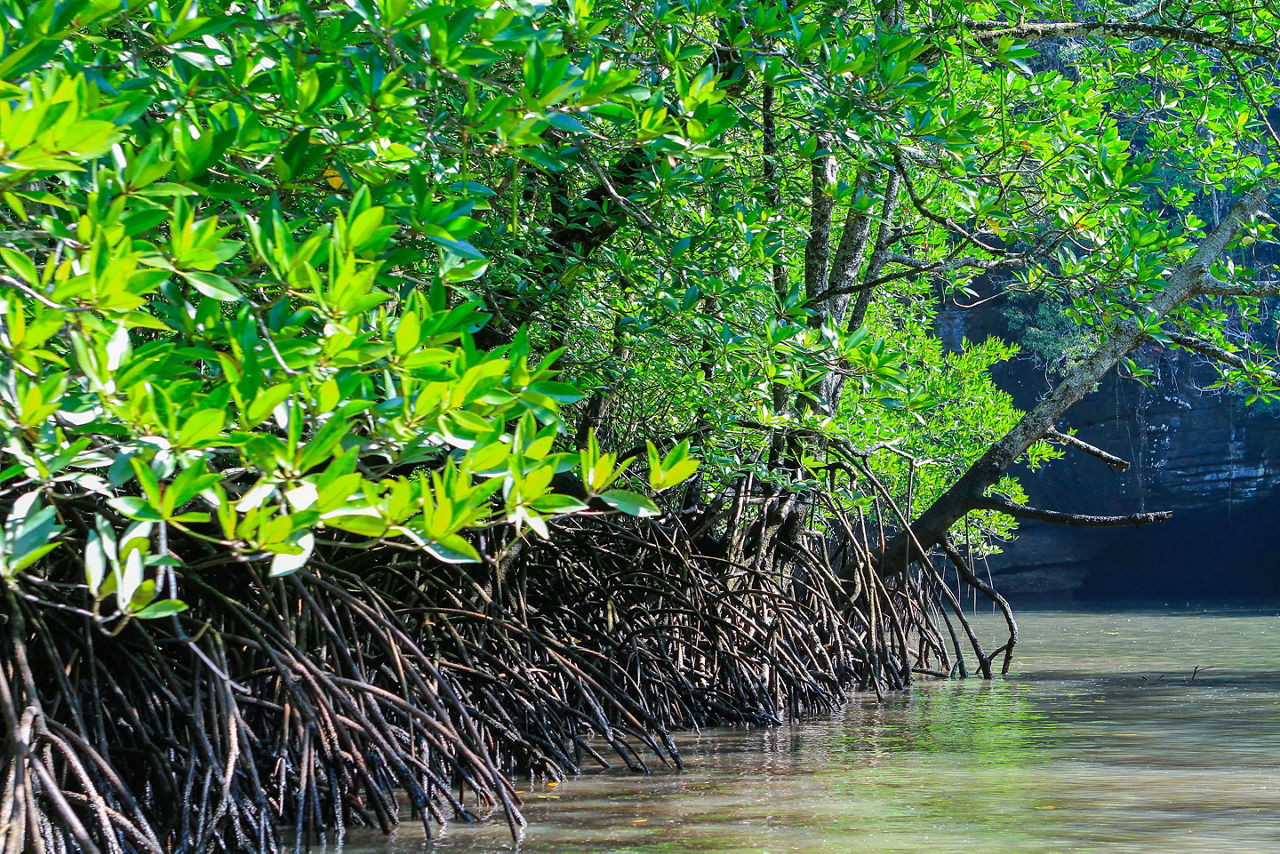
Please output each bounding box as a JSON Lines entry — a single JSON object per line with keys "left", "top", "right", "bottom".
{"left": 876, "top": 184, "right": 1272, "bottom": 575}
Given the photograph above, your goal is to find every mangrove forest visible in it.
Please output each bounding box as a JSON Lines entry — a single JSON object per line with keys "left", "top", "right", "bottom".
{"left": 2, "top": 0, "right": 1280, "bottom": 849}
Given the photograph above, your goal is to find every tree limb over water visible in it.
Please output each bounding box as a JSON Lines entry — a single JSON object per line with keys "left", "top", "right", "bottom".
{"left": 878, "top": 184, "right": 1274, "bottom": 574}
{"left": 971, "top": 496, "right": 1174, "bottom": 528}
{"left": 5, "top": 1, "right": 1280, "bottom": 850}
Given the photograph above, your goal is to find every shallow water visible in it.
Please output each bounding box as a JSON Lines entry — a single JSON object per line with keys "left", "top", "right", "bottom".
{"left": 341, "top": 609, "right": 1280, "bottom": 852}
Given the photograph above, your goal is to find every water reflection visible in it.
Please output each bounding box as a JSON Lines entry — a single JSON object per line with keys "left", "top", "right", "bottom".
{"left": 340, "top": 610, "right": 1280, "bottom": 852}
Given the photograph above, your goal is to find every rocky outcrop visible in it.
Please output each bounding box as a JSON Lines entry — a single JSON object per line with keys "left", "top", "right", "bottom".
{"left": 937, "top": 298, "right": 1280, "bottom": 603}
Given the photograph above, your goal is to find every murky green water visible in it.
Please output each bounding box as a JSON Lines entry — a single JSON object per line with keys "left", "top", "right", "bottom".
{"left": 341, "top": 610, "right": 1280, "bottom": 852}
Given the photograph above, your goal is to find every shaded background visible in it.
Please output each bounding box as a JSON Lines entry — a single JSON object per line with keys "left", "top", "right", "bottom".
{"left": 937, "top": 297, "right": 1280, "bottom": 605}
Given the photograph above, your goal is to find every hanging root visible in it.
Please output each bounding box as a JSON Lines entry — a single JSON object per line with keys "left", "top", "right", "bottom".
{"left": 943, "top": 538, "right": 1018, "bottom": 676}
{"left": 1, "top": 487, "right": 965, "bottom": 852}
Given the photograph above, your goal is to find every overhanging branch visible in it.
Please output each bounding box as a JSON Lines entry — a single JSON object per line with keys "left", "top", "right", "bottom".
{"left": 875, "top": 183, "right": 1271, "bottom": 575}
{"left": 1166, "top": 330, "right": 1279, "bottom": 379}
{"left": 1046, "top": 427, "right": 1130, "bottom": 471}
{"left": 972, "top": 495, "right": 1172, "bottom": 528}
{"left": 962, "top": 20, "right": 1280, "bottom": 62}
{"left": 1193, "top": 279, "right": 1280, "bottom": 297}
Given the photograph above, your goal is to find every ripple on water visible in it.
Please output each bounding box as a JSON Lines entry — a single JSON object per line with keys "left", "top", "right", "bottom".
{"left": 332, "top": 609, "right": 1280, "bottom": 853}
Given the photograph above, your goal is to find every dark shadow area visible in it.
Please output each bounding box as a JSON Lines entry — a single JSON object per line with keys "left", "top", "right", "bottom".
{"left": 1075, "top": 490, "right": 1280, "bottom": 602}
{"left": 936, "top": 294, "right": 1280, "bottom": 606}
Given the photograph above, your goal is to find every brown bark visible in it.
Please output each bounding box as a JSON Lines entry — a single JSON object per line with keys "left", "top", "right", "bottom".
{"left": 548, "top": 148, "right": 651, "bottom": 257}
{"left": 762, "top": 85, "right": 786, "bottom": 305}
{"left": 762, "top": 85, "right": 792, "bottom": 463}
{"left": 846, "top": 167, "right": 901, "bottom": 334}
{"left": 962, "top": 20, "right": 1280, "bottom": 62}
{"left": 1046, "top": 427, "right": 1131, "bottom": 471}
{"left": 811, "top": 167, "right": 903, "bottom": 410}
{"left": 970, "top": 496, "right": 1172, "bottom": 527}
{"left": 820, "top": 170, "right": 875, "bottom": 329}
{"left": 804, "top": 132, "right": 838, "bottom": 304}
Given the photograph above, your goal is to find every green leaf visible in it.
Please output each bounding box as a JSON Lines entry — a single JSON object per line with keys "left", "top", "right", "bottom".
{"left": 547, "top": 112, "right": 588, "bottom": 133}
{"left": 178, "top": 409, "right": 226, "bottom": 447}
{"left": 323, "top": 513, "right": 390, "bottom": 537}
{"left": 423, "top": 534, "right": 481, "bottom": 563}
{"left": 531, "top": 494, "right": 589, "bottom": 514}
{"left": 425, "top": 231, "right": 486, "bottom": 260}
{"left": 270, "top": 532, "right": 315, "bottom": 577}
{"left": 182, "top": 271, "right": 243, "bottom": 302}
{"left": 108, "top": 496, "right": 165, "bottom": 522}
{"left": 126, "top": 577, "right": 156, "bottom": 612}
{"left": 598, "top": 490, "right": 660, "bottom": 517}
{"left": 134, "top": 599, "right": 189, "bottom": 619}
{"left": 529, "top": 381, "right": 584, "bottom": 403}
{"left": 245, "top": 385, "right": 292, "bottom": 427}
{"left": 395, "top": 312, "right": 421, "bottom": 356}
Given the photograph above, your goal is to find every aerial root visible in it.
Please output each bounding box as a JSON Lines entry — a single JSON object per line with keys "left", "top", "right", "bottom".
{"left": 2, "top": 498, "right": 966, "bottom": 852}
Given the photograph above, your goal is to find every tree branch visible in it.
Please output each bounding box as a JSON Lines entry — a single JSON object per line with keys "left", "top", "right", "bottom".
{"left": 0, "top": 274, "right": 90, "bottom": 312}
{"left": 1166, "top": 330, "right": 1280, "bottom": 380}
{"left": 876, "top": 183, "right": 1273, "bottom": 575}
{"left": 577, "top": 142, "right": 655, "bottom": 230}
{"left": 1046, "top": 427, "right": 1130, "bottom": 471}
{"left": 971, "top": 495, "right": 1172, "bottom": 527}
{"left": 548, "top": 148, "right": 651, "bottom": 256}
{"left": 846, "top": 166, "right": 902, "bottom": 333}
{"left": 806, "top": 237, "right": 1033, "bottom": 306}
{"left": 820, "top": 168, "right": 875, "bottom": 327}
{"left": 762, "top": 85, "right": 787, "bottom": 305}
{"left": 1194, "top": 279, "right": 1280, "bottom": 297}
{"left": 961, "top": 20, "right": 1280, "bottom": 62}
{"left": 893, "top": 150, "right": 1004, "bottom": 255}
{"left": 804, "top": 132, "right": 838, "bottom": 302}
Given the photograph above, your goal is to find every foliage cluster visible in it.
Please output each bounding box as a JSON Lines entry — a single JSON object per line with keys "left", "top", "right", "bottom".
{"left": 3, "top": 0, "right": 1280, "bottom": 849}
{"left": 0, "top": 0, "right": 709, "bottom": 628}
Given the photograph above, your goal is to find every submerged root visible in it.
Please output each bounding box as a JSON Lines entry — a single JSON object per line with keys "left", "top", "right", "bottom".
{"left": 1, "top": 498, "right": 964, "bottom": 852}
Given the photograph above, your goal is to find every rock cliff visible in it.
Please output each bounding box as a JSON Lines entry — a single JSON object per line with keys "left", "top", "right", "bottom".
{"left": 938, "top": 299, "right": 1280, "bottom": 603}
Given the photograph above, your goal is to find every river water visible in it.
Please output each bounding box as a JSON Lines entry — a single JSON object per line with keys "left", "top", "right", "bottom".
{"left": 342, "top": 609, "right": 1280, "bottom": 852}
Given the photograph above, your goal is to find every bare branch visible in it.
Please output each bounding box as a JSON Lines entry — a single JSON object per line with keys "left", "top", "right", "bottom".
{"left": 1046, "top": 427, "right": 1130, "bottom": 471}
{"left": 971, "top": 495, "right": 1173, "bottom": 527}
{"left": 1166, "top": 330, "right": 1280, "bottom": 379}
{"left": 0, "top": 274, "right": 90, "bottom": 312}
{"left": 1194, "top": 279, "right": 1280, "bottom": 297}
{"left": 961, "top": 20, "right": 1280, "bottom": 63}
{"left": 892, "top": 150, "right": 1003, "bottom": 255}
{"left": 806, "top": 247, "right": 1027, "bottom": 307}
{"left": 578, "top": 143, "right": 655, "bottom": 230}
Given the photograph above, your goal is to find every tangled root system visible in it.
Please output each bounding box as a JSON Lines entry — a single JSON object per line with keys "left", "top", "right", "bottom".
{"left": 1, "top": 487, "right": 1001, "bottom": 852}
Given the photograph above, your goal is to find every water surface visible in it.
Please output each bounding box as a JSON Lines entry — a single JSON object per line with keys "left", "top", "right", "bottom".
{"left": 343, "top": 610, "right": 1280, "bottom": 852}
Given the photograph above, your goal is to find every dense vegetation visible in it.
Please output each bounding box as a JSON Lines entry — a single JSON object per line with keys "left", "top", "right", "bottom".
{"left": 2, "top": 0, "right": 1279, "bottom": 849}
